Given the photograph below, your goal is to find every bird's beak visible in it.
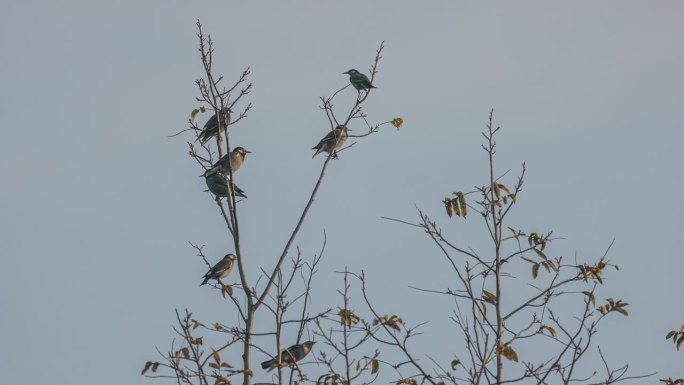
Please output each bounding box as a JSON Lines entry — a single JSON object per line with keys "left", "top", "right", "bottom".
{"left": 245, "top": 150, "right": 252, "bottom": 153}
{"left": 342, "top": 71, "right": 349, "bottom": 74}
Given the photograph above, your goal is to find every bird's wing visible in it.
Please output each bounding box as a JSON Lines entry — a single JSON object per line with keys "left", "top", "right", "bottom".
{"left": 314, "top": 129, "right": 343, "bottom": 148}
{"left": 203, "top": 114, "right": 218, "bottom": 130}
{"left": 213, "top": 154, "right": 230, "bottom": 168}
{"left": 212, "top": 258, "right": 233, "bottom": 273}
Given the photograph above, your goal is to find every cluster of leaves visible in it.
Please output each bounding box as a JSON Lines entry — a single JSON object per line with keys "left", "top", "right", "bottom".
{"left": 443, "top": 192, "right": 467, "bottom": 218}
{"left": 662, "top": 373, "right": 682, "bottom": 382}
{"left": 487, "top": 182, "right": 516, "bottom": 207}
{"left": 577, "top": 260, "right": 618, "bottom": 284}
{"left": 206, "top": 350, "right": 234, "bottom": 385}
{"left": 141, "top": 361, "right": 160, "bottom": 376}
{"left": 371, "top": 315, "right": 404, "bottom": 332}
{"left": 597, "top": 298, "right": 629, "bottom": 316}
{"left": 316, "top": 373, "right": 345, "bottom": 385}
{"left": 521, "top": 249, "right": 558, "bottom": 279}
{"left": 395, "top": 378, "right": 418, "bottom": 385}
{"left": 665, "top": 324, "right": 684, "bottom": 351}
{"left": 495, "top": 342, "right": 519, "bottom": 362}
{"left": 338, "top": 308, "right": 361, "bottom": 326}
{"left": 526, "top": 232, "right": 549, "bottom": 250}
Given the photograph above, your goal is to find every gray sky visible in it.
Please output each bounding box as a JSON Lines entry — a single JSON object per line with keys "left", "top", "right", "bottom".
{"left": 1, "top": 1, "right": 683, "bottom": 384}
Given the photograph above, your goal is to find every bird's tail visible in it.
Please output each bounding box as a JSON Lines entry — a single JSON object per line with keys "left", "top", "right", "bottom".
{"left": 200, "top": 276, "right": 210, "bottom": 286}
{"left": 260, "top": 359, "right": 274, "bottom": 371}
{"left": 199, "top": 131, "right": 214, "bottom": 144}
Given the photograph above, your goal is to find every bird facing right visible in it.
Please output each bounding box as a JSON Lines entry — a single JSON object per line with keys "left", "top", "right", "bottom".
{"left": 201, "top": 253, "right": 236, "bottom": 286}
{"left": 202, "top": 146, "right": 251, "bottom": 177}
{"left": 312, "top": 125, "right": 349, "bottom": 158}
{"left": 260, "top": 341, "right": 316, "bottom": 372}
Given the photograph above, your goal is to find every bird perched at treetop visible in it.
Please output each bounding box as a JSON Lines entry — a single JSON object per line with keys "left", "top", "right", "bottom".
{"left": 198, "top": 107, "right": 229, "bottom": 143}
{"left": 312, "top": 125, "right": 349, "bottom": 158}
{"left": 343, "top": 69, "right": 375, "bottom": 91}
{"left": 201, "top": 254, "right": 237, "bottom": 286}
{"left": 205, "top": 173, "right": 247, "bottom": 198}
{"left": 261, "top": 341, "right": 316, "bottom": 372}
{"left": 202, "top": 147, "right": 251, "bottom": 177}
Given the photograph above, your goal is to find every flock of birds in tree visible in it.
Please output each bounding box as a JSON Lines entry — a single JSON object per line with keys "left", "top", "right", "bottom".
{"left": 198, "top": 69, "right": 375, "bottom": 372}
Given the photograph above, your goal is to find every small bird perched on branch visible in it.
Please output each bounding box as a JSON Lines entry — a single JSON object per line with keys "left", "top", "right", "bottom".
{"left": 260, "top": 341, "right": 316, "bottom": 372}
{"left": 202, "top": 147, "right": 251, "bottom": 177}
{"left": 201, "top": 253, "right": 236, "bottom": 286}
{"left": 343, "top": 69, "right": 375, "bottom": 91}
{"left": 198, "top": 107, "right": 229, "bottom": 143}
{"left": 205, "top": 173, "right": 247, "bottom": 198}
{"left": 312, "top": 125, "right": 349, "bottom": 158}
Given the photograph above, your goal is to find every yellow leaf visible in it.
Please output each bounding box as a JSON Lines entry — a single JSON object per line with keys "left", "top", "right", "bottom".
{"left": 482, "top": 290, "right": 497, "bottom": 305}
{"left": 371, "top": 359, "right": 379, "bottom": 374}
{"left": 190, "top": 109, "right": 201, "bottom": 124}
{"left": 532, "top": 263, "right": 539, "bottom": 279}
{"left": 451, "top": 200, "right": 461, "bottom": 217}
{"left": 213, "top": 350, "right": 221, "bottom": 364}
{"left": 451, "top": 359, "right": 460, "bottom": 370}
{"left": 541, "top": 325, "right": 557, "bottom": 337}
{"left": 209, "top": 362, "right": 220, "bottom": 370}
{"left": 456, "top": 192, "right": 467, "bottom": 218}
{"left": 391, "top": 117, "right": 404, "bottom": 129}
{"left": 181, "top": 347, "right": 190, "bottom": 359}
{"left": 504, "top": 346, "right": 519, "bottom": 362}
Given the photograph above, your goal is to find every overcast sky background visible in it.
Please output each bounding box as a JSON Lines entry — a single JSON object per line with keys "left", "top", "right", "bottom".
{"left": 1, "top": 1, "right": 683, "bottom": 384}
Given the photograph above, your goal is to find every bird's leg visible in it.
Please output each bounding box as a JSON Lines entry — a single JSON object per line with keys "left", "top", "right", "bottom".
{"left": 292, "top": 362, "right": 305, "bottom": 380}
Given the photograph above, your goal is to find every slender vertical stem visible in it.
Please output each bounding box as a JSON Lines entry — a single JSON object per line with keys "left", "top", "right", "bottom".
{"left": 342, "top": 269, "right": 351, "bottom": 385}
{"left": 485, "top": 110, "right": 504, "bottom": 384}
